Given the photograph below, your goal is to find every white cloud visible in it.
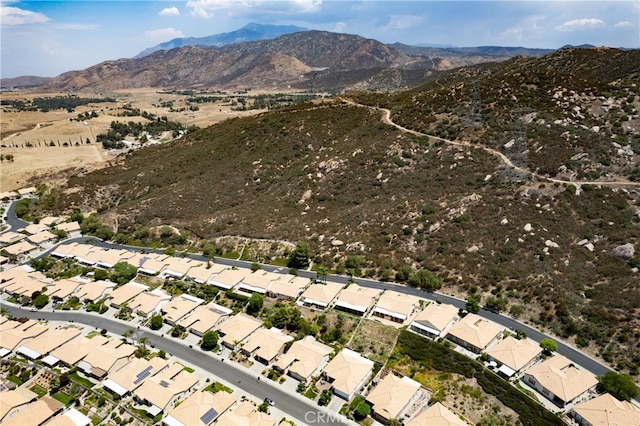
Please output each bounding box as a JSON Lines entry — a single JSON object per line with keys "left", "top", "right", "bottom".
{"left": 382, "top": 15, "right": 423, "bottom": 31}
{"left": 159, "top": 6, "right": 180, "bottom": 17}
{"left": 1, "top": 5, "right": 49, "bottom": 25}
{"left": 333, "top": 21, "right": 347, "bottom": 33}
{"left": 554, "top": 18, "right": 605, "bottom": 32}
{"left": 186, "top": 0, "right": 321, "bottom": 18}
{"left": 54, "top": 23, "right": 99, "bottom": 31}
{"left": 143, "top": 27, "right": 185, "bottom": 42}
{"left": 614, "top": 21, "right": 632, "bottom": 28}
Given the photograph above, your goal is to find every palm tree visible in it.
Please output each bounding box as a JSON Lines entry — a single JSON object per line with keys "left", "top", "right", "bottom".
{"left": 123, "top": 328, "right": 134, "bottom": 345}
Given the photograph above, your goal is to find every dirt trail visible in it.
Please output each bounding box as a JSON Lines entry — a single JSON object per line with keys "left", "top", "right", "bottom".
{"left": 341, "top": 97, "right": 640, "bottom": 189}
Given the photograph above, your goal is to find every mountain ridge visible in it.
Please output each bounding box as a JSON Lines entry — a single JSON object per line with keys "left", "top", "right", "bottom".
{"left": 133, "top": 22, "right": 308, "bottom": 59}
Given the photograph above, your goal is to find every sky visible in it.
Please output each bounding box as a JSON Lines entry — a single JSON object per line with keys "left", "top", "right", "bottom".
{"left": 1, "top": 0, "right": 638, "bottom": 78}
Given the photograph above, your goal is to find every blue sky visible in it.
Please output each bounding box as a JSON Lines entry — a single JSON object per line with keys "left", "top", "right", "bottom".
{"left": 1, "top": 1, "right": 638, "bottom": 78}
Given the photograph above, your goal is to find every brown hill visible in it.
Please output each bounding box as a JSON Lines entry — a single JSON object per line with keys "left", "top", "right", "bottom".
{"left": 42, "top": 31, "right": 497, "bottom": 92}
{"left": 41, "top": 47, "right": 640, "bottom": 375}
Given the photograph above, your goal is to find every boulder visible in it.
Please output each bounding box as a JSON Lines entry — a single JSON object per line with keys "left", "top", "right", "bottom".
{"left": 611, "top": 243, "right": 635, "bottom": 259}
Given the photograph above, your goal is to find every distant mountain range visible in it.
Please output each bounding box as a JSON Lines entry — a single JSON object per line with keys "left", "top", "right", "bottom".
{"left": 0, "top": 23, "right": 600, "bottom": 91}
{"left": 133, "top": 22, "right": 308, "bottom": 59}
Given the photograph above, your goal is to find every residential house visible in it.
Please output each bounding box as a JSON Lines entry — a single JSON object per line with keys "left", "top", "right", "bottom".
{"left": 26, "top": 230, "right": 57, "bottom": 248}
{"left": 0, "top": 388, "right": 38, "bottom": 422}
{"left": 16, "top": 327, "right": 82, "bottom": 360}
{"left": 366, "top": 373, "right": 423, "bottom": 423}
{"left": 108, "top": 282, "right": 148, "bottom": 308}
{"left": 570, "top": 393, "right": 640, "bottom": 426}
{"left": 240, "top": 327, "right": 294, "bottom": 365}
{"left": 332, "top": 284, "right": 380, "bottom": 316}
{"left": 407, "top": 402, "right": 469, "bottom": 426}
{"left": 209, "top": 268, "right": 248, "bottom": 291}
{"left": 523, "top": 355, "right": 598, "bottom": 408}
{"left": 214, "top": 400, "right": 275, "bottom": 426}
{"left": 55, "top": 221, "right": 82, "bottom": 237}
{"left": 370, "top": 291, "right": 421, "bottom": 326}
{"left": 73, "top": 280, "right": 115, "bottom": 302}
{"left": 267, "top": 275, "right": 309, "bottom": 300}
{"left": 161, "top": 294, "right": 203, "bottom": 325}
{"left": 0, "top": 319, "right": 48, "bottom": 355}
{"left": 274, "top": 335, "right": 333, "bottom": 382}
{"left": 133, "top": 363, "right": 199, "bottom": 416}
{"left": 159, "top": 257, "right": 196, "bottom": 280}
{"left": 297, "top": 282, "right": 344, "bottom": 310}
{"left": 178, "top": 302, "right": 232, "bottom": 337}
{"left": 22, "top": 223, "right": 49, "bottom": 235}
{"left": 17, "top": 187, "right": 37, "bottom": 197}
{"left": 184, "top": 263, "right": 226, "bottom": 284}
{"left": 84, "top": 248, "right": 134, "bottom": 269}
{"left": 50, "top": 242, "right": 92, "bottom": 260}
{"left": 126, "top": 253, "right": 169, "bottom": 276}
{"left": 322, "top": 348, "right": 374, "bottom": 400}
{"left": 103, "top": 357, "right": 168, "bottom": 398}
{"left": 76, "top": 338, "right": 136, "bottom": 379}
{"left": 0, "top": 267, "right": 47, "bottom": 299}
{"left": 216, "top": 313, "right": 263, "bottom": 350}
{"left": 485, "top": 336, "right": 542, "bottom": 378}
{"left": 39, "top": 216, "right": 63, "bottom": 227}
{"left": 410, "top": 302, "right": 459, "bottom": 339}
{"left": 236, "top": 270, "right": 282, "bottom": 296}
{"left": 127, "top": 290, "right": 171, "bottom": 317}
{"left": 3, "top": 240, "right": 38, "bottom": 261}
{"left": 45, "top": 334, "right": 110, "bottom": 369}
{"left": 163, "top": 389, "right": 236, "bottom": 426}
{"left": 45, "top": 278, "right": 83, "bottom": 301}
{"left": 1, "top": 396, "right": 63, "bottom": 426}
{"left": 0, "top": 232, "right": 26, "bottom": 246}
{"left": 445, "top": 313, "right": 503, "bottom": 353}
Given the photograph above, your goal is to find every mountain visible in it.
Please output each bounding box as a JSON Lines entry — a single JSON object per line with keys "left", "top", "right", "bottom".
{"left": 49, "top": 47, "right": 640, "bottom": 374}
{"left": 43, "top": 31, "right": 438, "bottom": 92}
{"left": 133, "top": 23, "right": 307, "bottom": 58}
{"left": 390, "top": 43, "right": 555, "bottom": 58}
{"left": 0, "top": 75, "right": 52, "bottom": 90}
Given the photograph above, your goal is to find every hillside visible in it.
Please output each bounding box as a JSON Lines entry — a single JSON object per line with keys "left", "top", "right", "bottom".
{"left": 43, "top": 47, "right": 640, "bottom": 374}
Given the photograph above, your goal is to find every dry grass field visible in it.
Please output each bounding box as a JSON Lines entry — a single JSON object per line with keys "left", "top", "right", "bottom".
{"left": 0, "top": 88, "right": 267, "bottom": 191}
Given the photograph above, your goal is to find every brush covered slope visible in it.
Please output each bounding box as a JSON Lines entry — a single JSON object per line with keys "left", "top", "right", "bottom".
{"left": 53, "top": 47, "right": 639, "bottom": 374}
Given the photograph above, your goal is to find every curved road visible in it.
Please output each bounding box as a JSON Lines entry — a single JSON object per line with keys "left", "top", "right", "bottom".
{"left": 0, "top": 304, "right": 349, "bottom": 426}
{"left": 340, "top": 97, "right": 640, "bottom": 189}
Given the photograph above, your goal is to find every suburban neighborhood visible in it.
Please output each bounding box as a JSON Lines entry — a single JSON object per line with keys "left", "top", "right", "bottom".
{"left": 1, "top": 189, "right": 640, "bottom": 425}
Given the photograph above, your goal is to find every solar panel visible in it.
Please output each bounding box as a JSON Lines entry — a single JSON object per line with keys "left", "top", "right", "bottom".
{"left": 159, "top": 380, "right": 169, "bottom": 388}
{"left": 133, "top": 366, "right": 153, "bottom": 384}
{"left": 200, "top": 408, "right": 218, "bottom": 424}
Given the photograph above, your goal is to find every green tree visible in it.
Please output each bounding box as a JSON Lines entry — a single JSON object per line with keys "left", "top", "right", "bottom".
{"left": 354, "top": 401, "right": 371, "bottom": 420}
{"left": 395, "top": 265, "right": 413, "bottom": 282}
{"left": 111, "top": 262, "right": 137, "bottom": 284}
{"left": 597, "top": 371, "right": 640, "bottom": 401}
{"left": 318, "top": 389, "right": 332, "bottom": 406}
{"left": 123, "top": 328, "right": 135, "bottom": 344}
{"left": 148, "top": 314, "right": 163, "bottom": 330}
{"left": 201, "top": 330, "right": 219, "bottom": 351}
{"left": 33, "top": 293, "right": 49, "bottom": 309}
{"left": 251, "top": 262, "right": 260, "bottom": 272}
{"left": 465, "top": 295, "right": 480, "bottom": 314}
{"left": 287, "top": 241, "right": 311, "bottom": 269}
{"left": 247, "top": 293, "right": 264, "bottom": 316}
{"left": 408, "top": 269, "right": 443, "bottom": 291}
{"left": 315, "top": 266, "right": 328, "bottom": 284}
{"left": 540, "top": 338, "right": 557, "bottom": 353}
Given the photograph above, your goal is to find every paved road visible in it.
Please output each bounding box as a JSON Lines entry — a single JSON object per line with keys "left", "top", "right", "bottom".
{"left": 0, "top": 304, "right": 349, "bottom": 426}
{"left": 3, "top": 198, "right": 30, "bottom": 230}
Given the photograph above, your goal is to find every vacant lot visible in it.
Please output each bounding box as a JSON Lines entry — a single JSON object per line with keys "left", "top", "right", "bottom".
{"left": 0, "top": 88, "right": 269, "bottom": 191}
